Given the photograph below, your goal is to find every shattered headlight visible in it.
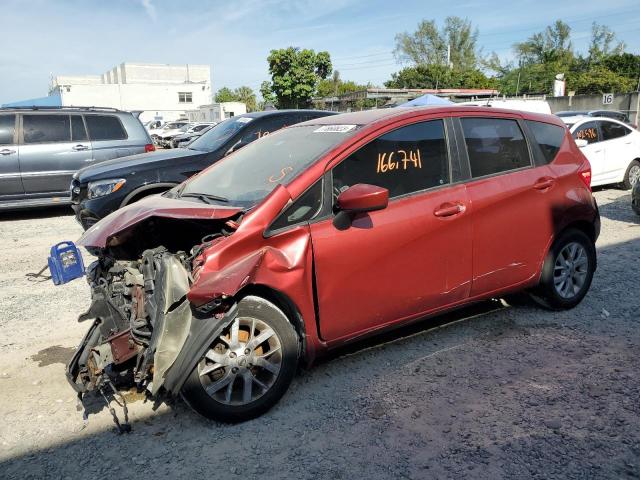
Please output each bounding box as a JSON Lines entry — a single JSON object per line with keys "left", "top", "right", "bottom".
{"left": 87, "top": 178, "right": 126, "bottom": 199}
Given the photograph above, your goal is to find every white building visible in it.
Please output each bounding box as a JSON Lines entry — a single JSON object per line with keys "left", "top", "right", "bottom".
{"left": 187, "top": 102, "right": 247, "bottom": 122}
{"left": 49, "top": 62, "right": 212, "bottom": 123}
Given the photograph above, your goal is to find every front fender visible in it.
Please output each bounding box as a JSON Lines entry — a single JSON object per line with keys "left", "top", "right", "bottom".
{"left": 162, "top": 303, "right": 238, "bottom": 395}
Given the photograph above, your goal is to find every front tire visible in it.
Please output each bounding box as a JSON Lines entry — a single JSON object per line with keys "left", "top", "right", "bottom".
{"left": 181, "top": 296, "right": 299, "bottom": 423}
{"left": 622, "top": 159, "right": 640, "bottom": 190}
{"left": 530, "top": 229, "right": 596, "bottom": 310}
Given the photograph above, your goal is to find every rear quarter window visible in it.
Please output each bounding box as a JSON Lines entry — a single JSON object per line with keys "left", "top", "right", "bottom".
{"left": 85, "top": 115, "right": 127, "bottom": 141}
{"left": 525, "top": 120, "right": 565, "bottom": 164}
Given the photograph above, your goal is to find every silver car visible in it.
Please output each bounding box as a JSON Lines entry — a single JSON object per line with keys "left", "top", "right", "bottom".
{"left": 0, "top": 106, "right": 154, "bottom": 209}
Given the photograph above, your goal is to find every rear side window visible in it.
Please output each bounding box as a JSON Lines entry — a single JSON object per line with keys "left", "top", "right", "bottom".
{"left": 85, "top": 115, "right": 127, "bottom": 141}
{"left": 599, "top": 121, "right": 630, "bottom": 141}
{"left": 572, "top": 122, "right": 599, "bottom": 144}
{"left": 525, "top": 120, "right": 565, "bottom": 164}
{"left": 461, "top": 118, "right": 531, "bottom": 178}
{"left": 332, "top": 120, "right": 449, "bottom": 199}
{"left": 0, "top": 115, "right": 15, "bottom": 145}
{"left": 23, "top": 114, "right": 71, "bottom": 144}
{"left": 71, "top": 115, "right": 88, "bottom": 142}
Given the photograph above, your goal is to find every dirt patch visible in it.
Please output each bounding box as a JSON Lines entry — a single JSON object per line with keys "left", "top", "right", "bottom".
{"left": 30, "top": 345, "right": 75, "bottom": 367}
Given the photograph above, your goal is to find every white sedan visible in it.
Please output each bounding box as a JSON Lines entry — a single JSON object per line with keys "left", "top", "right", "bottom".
{"left": 562, "top": 116, "right": 640, "bottom": 189}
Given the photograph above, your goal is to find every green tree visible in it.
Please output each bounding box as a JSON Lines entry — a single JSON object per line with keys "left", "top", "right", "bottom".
{"left": 214, "top": 87, "right": 236, "bottom": 103}
{"left": 316, "top": 70, "right": 368, "bottom": 98}
{"left": 588, "top": 23, "right": 623, "bottom": 62}
{"left": 214, "top": 86, "right": 258, "bottom": 111}
{"left": 514, "top": 20, "right": 573, "bottom": 65}
{"left": 394, "top": 16, "right": 480, "bottom": 69}
{"left": 385, "top": 64, "right": 495, "bottom": 89}
{"left": 260, "top": 81, "right": 277, "bottom": 106}
{"left": 262, "top": 47, "right": 332, "bottom": 108}
{"left": 233, "top": 86, "right": 257, "bottom": 112}
{"left": 602, "top": 53, "right": 640, "bottom": 81}
{"left": 567, "top": 66, "right": 635, "bottom": 94}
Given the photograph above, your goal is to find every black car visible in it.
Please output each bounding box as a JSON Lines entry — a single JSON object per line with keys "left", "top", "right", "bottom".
{"left": 71, "top": 110, "right": 336, "bottom": 229}
{"left": 633, "top": 180, "right": 640, "bottom": 216}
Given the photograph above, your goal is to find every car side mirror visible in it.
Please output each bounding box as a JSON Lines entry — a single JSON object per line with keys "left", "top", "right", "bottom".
{"left": 575, "top": 139, "right": 588, "bottom": 148}
{"left": 333, "top": 183, "right": 389, "bottom": 230}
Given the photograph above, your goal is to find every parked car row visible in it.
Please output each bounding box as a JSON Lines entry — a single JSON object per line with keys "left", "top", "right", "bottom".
{"left": 152, "top": 121, "right": 217, "bottom": 148}
{"left": 63, "top": 105, "right": 604, "bottom": 424}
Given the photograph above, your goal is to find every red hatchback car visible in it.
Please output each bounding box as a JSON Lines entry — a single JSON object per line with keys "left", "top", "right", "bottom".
{"left": 68, "top": 106, "right": 599, "bottom": 422}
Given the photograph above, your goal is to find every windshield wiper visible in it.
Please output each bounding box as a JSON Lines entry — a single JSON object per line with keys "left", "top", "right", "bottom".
{"left": 180, "top": 192, "right": 229, "bottom": 204}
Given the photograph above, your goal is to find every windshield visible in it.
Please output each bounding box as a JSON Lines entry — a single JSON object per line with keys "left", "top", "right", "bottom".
{"left": 188, "top": 116, "right": 253, "bottom": 152}
{"left": 179, "top": 124, "right": 191, "bottom": 132}
{"left": 165, "top": 122, "right": 186, "bottom": 130}
{"left": 181, "top": 124, "right": 359, "bottom": 207}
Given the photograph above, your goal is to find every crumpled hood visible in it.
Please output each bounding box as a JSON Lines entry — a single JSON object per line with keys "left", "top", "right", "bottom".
{"left": 78, "top": 194, "right": 242, "bottom": 249}
{"left": 76, "top": 148, "right": 207, "bottom": 183}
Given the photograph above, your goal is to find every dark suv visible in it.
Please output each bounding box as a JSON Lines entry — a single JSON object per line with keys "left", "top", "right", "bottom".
{"left": 0, "top": 107, "right": 154, "bottom": 210}
{"left": 71, "top": 110, "right": 335, "bottom": 229}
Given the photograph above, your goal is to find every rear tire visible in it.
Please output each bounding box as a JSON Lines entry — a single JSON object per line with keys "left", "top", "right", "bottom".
{"left": 622, "top": 159, "right": 640, "bottom": 190}
{"left": 181, "top": 296, "right": 299, "bottom": 423}
{"left": 529, "top": 229, "right": 596, "bottom": 310}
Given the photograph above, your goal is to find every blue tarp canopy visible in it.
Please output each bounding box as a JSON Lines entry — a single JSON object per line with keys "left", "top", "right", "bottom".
{"left": 2, "top": 94, "right": 62, "bottom": 108}
{"left": 398, "top": 94, "right": 454, "bottom": 107}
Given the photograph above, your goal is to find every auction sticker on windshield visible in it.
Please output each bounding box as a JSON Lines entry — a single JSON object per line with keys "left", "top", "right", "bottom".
{"left": 236, "top": 117, "right": 253, "bottom": 123}
{"left": 313, "top": 125, "right": 357, "bottom": 133}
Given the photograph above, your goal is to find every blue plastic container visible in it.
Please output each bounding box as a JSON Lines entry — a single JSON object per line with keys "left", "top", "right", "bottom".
{"left": 48, "top": 241, "right": 85, "bottom": 285}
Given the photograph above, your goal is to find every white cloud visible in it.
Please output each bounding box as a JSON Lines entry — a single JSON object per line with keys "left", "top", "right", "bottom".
{"left": 140, "top": 0, "right": 157, "bottom": 21}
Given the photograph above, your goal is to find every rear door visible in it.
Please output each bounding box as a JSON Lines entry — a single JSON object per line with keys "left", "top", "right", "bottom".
{"left": 310, "top": 118, "right": 473, "bottom": 342}
{"left": 598, "top": 120, "right": 635, "bottom": 183}
{"left": 0, "top": 114, "right": 23, "bottom": 198}
{"left": 572, "top": 121, "right": 606, "bottom": 185}
{"left": 457, "top": 116, "right": 555, "bottom": 296}
{"left": 19, "top": 113, "right": 92, "bottom": 195}
{"left": 84, "top": 114, "right": 131, "bottom": 162}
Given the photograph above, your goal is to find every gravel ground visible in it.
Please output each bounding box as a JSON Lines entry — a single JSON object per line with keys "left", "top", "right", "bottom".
{"left": 0, "top": 189, "right": 638, "bottom": 479}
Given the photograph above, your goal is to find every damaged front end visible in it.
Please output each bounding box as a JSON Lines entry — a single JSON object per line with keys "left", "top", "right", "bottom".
{"left": 68, "top": 247, "right": 239, "bottom": 403}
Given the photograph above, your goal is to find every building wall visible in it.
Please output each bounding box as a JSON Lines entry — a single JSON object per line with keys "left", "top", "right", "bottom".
{"left": 547, "top": 92, "right": 640, "bottom": 126}
{"left": 50, "top": 62, "right": 213, "bottom": 123}
{"left": 55, "top": 83, "right": 211, "bottom": 122}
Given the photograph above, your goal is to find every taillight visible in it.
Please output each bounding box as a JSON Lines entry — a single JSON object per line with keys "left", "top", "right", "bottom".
{"left": 578, "top": 161, "right": 592, "bottom": 190}
{"left": 144, "top": 143, "right": 155, "bottom": 153}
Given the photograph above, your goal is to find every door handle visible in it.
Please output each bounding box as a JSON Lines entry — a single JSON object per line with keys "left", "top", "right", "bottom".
{"left": 0, "top": 148, "right": 16, "bottom": 155}
{"left": 434, "top": 202, "right": 465, "bottom": 217}
{"left": 72, "top": 144, "right": 89, "bottom": 151}
{"left": 533, "top": 178, "right": 555, "bottom": 190}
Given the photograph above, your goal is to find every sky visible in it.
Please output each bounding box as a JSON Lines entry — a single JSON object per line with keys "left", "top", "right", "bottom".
{"left": 1, "top": 0, "right": 639, "bottom": 104}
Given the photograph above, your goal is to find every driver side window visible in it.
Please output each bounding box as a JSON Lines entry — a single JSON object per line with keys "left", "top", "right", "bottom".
{"left": 331, "top": 119, "right": 450, "bottom": 201}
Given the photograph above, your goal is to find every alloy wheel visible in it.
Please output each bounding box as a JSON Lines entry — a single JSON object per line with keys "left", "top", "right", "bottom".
{"left": 629, "top": 164, "right": 640, "bottom": 187}
{"left": 553, "top": 242, "right": 589, "bottom": 299}
{"left": 198, "top": 316, "right": 282, "bottom": 405}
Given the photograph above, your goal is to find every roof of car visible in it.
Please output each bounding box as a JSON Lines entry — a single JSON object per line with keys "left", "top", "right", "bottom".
{"left": 303, "top": 105, "right": 565, "bottom": 127}
{"left": 235, "top": 109, "right": 336, "bottom": 119}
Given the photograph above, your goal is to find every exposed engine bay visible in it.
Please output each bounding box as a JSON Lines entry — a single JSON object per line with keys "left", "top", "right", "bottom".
{"left": 67, "top": 237, "right": 238, "bottom": 430}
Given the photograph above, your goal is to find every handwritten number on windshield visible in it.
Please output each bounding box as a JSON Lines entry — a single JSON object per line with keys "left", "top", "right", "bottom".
{"left": 269, "top": 166, "right": 294, "bottom": 183}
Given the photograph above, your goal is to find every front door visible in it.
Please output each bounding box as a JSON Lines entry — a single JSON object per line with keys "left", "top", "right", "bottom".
{"left": 310, "top": 119, "right": 472, "bottom": 343}
{"left": 0, "top": 114, "right": 23, "bottom": 199}
{"left": 19, "top": 113, "right": 92, "bottom": 195}
{"left": 572, "top": 121, "right": 606, "bottom": 185}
